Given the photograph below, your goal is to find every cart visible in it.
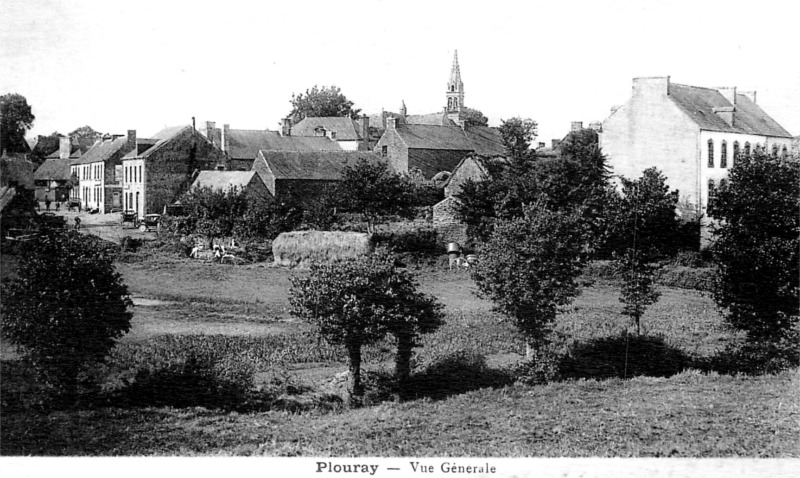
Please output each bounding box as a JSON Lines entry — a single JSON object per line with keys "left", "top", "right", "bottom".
{"left": 121, "top": 210, "right": 138, "bottom": 229}
{"left": 137, "top": 213, "right": 161, "bottom": 232}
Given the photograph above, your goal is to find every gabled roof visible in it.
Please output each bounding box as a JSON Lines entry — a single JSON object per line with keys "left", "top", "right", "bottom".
{"left": 257, "top": 150, "right": 381, "bottom": 180}
{"left": 34, "top": 158, "right": 74, "bottom": 181}
{"left": 463, "top": 125, "right": 507, "bottom": 156}
{"left": 225, "top": 129, "right": 341, "bottom": 160}
{"left": 191, "top": 170, "right": 259, "bottom": 192}
{"left": 394, "top": 124, "right": 475, "bottom": 150}
{"left": 668, "top": 83, "right": 792, "bottom": 138}
{"left": 122, "top": 125, "right": 196, "bottom": 160}
{"left": 291, "top": 117, "right": 363, "bottom": 141}
{"left": 46, "top": 146, "right": 83, "bottom": 160}
{"left": 74, "top": 136, "right": 131, "bottom": 165}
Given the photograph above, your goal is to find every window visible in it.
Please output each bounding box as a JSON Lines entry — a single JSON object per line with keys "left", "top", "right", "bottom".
{"left": 782, "top": 145, "right": 789, "bottom": 158}
{"left": 720, "top": 140, "right": 728, "bottom": 168}
{"left": 708, "top": 179, "right": 717, "bottom": 212}
{"left": 707, "top": 139, "right": 714, "bottom": 167}
{"left": 733, "top": 141, "right": 740, "bottom": 164}
{"left": 139, "top": 165, "right": 142, "bottom": 183}
{"left": 381, "top": 145, "right": 388, "bottom": 157}
{"left": 744, "top": 142, "right": 751, "bottom": 157}
{"left": 772, "top": 144, "right": 779, "bottom": 157}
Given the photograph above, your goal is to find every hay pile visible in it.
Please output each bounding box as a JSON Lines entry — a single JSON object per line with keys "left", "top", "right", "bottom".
{"left": 272, "top": 231, "right": 373, "bottom": 268}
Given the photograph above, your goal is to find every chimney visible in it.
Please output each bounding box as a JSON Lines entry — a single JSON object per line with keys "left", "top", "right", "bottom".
{"left": 632, "top": 76, "right": 670, "bottom": 98}
{"left": 361, "top": 116, "right": 369, "bottom": 148}
{"left": 741, "top": 90, "right": 757, "bottom": 104}
{"left": 58, "top": 137, "right": 71, "bottom": 159}
{"left": 538, "top": 142, "right": 546, "bottom": 149}
{"left": 387, "top": 117, "right": 397, "bottom": 130}
{"left": 206, "top": 121, "right": 216, "bottom": 133}
{"left": 716, "top": 87, "right": 737, "bottom": 106}
{"left": 222, "top": 124, "right": 230, "bottom": 152}
{"left": 570, "top": 121, "right": 583, "bottom": 133}
{"left": 127, "top": 129, "right": 136, "bottom": 152}
{"left": 282, "top": 118, "right": 292, "bottom": 137}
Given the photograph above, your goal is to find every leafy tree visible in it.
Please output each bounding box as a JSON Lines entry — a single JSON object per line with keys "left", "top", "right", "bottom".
{"left": 616, "top": 248, "right": 661, "bottom": 336}
{"left": 604, "top": 167, "right": 681, "bottom": 259}
{"left": 0, "top": 93, "right": 35, "bottom": 154}
{"left": 499, "top": 117, "right": 538, "bottom": 165}
{"left": 338, "top": 158, "right": 416, "bottom": 233}
{"left": 69, "top": 125, "right": 102, "bottom": 148}
{"left": 709, "top": 150, "right": 799, "bottom": 342}
{"left": 289, "top": 252, "right": 444, "bottom": 399}
{"left": 1, "top": 231, "right": 133, "bottom": 401}
{"left": 287, "top": 85, "right": 361, "bottom": 124}
{"left": 472, "top": 202, "right": 588, "bottom": 361}
{"left": 30, "top": 131, "right": 62, "bottom": 164}
{"left": 461, "top": 107, "right": 488, "bottom": 127}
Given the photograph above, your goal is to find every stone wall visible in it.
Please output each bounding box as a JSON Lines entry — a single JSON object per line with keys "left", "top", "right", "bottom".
{"left": 432, "top": 196, "right": 468, "bottom": 248}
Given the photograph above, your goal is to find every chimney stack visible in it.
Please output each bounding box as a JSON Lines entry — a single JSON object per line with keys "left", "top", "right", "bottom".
{"left": 58, "top": 136, "right": 71, "bottom": 159}
{"left": 538, "top": 142, "right": 546, "bottom": 149}
{"left": 282, "top": 118, "right": 292, "bottom": 137}
{"left": 360, "top": 116, "right": 370, "bottom": 149}
{"left": 571, "top": 121, "right": 583, "bottom": 133}
{"left": 632, "top": 76, "right": 670, "bottom": 98}
{"left": 387, "top": 117, "right": 397, "bottom": 130}
{"left": 222, "top": 124, "right": 230, "bottom": 152}
{"left": 127, "top": 129, "right": 136, "bottom": 153}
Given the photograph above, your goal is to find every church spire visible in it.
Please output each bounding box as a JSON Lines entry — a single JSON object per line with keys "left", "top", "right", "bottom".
{"left": 446, "top": 50, "right": 465, "bottom": 122}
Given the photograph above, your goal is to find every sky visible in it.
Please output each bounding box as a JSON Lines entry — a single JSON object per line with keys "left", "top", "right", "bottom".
{"left": 2, "top": 0, "right": 799, "bottom": 144}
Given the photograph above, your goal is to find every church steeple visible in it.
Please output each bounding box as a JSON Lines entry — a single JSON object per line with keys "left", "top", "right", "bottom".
{"left": 446, "top": 50, "right": 465, "bottom": 122}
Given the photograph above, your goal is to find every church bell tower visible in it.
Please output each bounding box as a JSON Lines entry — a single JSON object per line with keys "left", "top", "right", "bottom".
{"left": 446, "top": 50, "right": 465, "bottom": 124}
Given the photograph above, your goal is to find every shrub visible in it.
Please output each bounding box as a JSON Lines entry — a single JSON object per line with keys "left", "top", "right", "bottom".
{"left": 1, "top": 231, "right": 132, "bottom": 402}
{"left": 374, "top": 227, "right": 440, "bottom": 255}
{"left": 410, "top": 348, "right": 511, "bottom": 400}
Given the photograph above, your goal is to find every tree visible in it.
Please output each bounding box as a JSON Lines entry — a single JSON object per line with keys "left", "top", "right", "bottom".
{"left": 287, "top": 85, "right": 361, "bottom": 124}
{"left": 472, "top": 202, "right": 588, "bottom": 361}
{"left": 709, "top": 150, "right": 799, "bottom": 343}
{"left": 69, "top": 125, "right": 102, "bottom": 148}
{"left": 1, "top": 231, "right": 133, "bottom": 401}
{"left": 499, "top": 117, "right": 537, "bottom": 165}
{"left": 289, "top": 252, "right": 443, "bottom": 399}
{"left": 604, "top": 167, "right": 681, "bottom": 259}
{"left": 460, "top": 107, "right": 489, "bottom": 127}
{"left": 0, "top": 93, "right": 35, "bottom": 154}
{"left": 338, "top": 158, "right": 416, "bottom": 233}
{"left": 616, "top": 248, "right": 661, "bottom": 336}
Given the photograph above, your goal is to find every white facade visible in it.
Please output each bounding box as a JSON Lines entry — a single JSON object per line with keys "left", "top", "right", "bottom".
{"left": 122, "top": 158, "right": 146, "bottom": 218}
{"left": 70, "top": 161, "right": 105, "bottom": 211}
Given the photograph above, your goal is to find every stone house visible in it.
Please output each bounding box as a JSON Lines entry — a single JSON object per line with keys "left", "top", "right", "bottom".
{"left": 601, "top": 76, "right": 794, "bottom": 226}
{"left": 121, "top": 125, "right": 225, "bottom": 219}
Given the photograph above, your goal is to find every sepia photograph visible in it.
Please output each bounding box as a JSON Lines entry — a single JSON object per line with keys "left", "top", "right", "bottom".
{"left": 1, "top": 1, "right": 798, "bottom": 477}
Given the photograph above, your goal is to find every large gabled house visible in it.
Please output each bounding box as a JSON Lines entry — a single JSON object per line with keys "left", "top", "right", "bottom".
{"left": 69, "top": 131, "right": 140, "bottom": 213}
{"left": 121, "top": 125, "right": 224, "bottom": 218}
{"left": 375, "top": 118, "right": 505, "bottom": 179}
{"left": 600, "top": 76, "right": 794, "bottom": 245}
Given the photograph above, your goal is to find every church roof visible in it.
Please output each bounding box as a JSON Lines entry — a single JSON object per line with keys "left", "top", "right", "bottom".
{"left": 463, "top": 125, "right": 506, "bottom": 156}
{"left": 395, "top": 124, "right": 474, "bottom": 150}
{"left": 668, "top": 83, "right": 792, "bottom": 138}
{"left": 405, "top": 112, "right": 457, "bottom": 126}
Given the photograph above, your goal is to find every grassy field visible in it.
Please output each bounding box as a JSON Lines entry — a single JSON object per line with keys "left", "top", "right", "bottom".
{"left": 1, "top": 253, "right": 798, "bottom": 456}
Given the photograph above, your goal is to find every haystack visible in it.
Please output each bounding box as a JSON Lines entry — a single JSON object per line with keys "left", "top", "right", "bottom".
{"left": 272, "top": 231, "right": 373, "bottom": 268}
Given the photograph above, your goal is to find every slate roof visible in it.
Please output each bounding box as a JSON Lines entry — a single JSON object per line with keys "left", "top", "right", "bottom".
{"left": 405, "top": 112, "right": 456, "bottom": 126}
{"left": 74, "top": 136, "right": 131, "bottom": 165}
{"left": 668, "top": 83, "right": 792, "bottom": 138}
{"left": 191, "top": 171, "right": 259, "bottom": 192}
{"left": 395, "top": 124, "right": 475, "bottom": 150}
{"left": 46, "top": 146, "right": 83, "bottom": 160}
{"left": 258, "top": 151, "right": 381, "bottom": 180}
{"left": 291, "top": 117, "right": 363, "bottom": 141}
{"left": 34, "top": 158, "right": 74, "bottom": 181}
{"left": 225, "top": 129, "right": 341, "bottom": 160}
{"left": 122, "top": 125, "right": 195, "bottom": 160}
{"left": 463, "top": 126, "right": 506, "bottom": 156}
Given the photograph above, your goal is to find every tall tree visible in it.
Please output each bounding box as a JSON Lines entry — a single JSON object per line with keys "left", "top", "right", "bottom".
{"left": 338, "top": 158, "right": 416, "bottom": 233}
{"left": 287, "top": 85, "right": 360, "bottom": 124}
{"left": 0, "top": 93, "right": 35, "bottom": 154}
{"left": 460, "top": 107, "right": 489, "bottom": 127}
{"left": 710, "top": 150, "right": 799, "bottom": 343}
{"left": 69, "top": 125, "right": 102, "bottom": 147}
{"left": 499, "top": 117, "right": 537, "bottom": 166}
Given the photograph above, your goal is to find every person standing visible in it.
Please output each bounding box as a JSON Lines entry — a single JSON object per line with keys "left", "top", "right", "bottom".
{"left": 45, "top": 196, "right": 51, "bottom": 212}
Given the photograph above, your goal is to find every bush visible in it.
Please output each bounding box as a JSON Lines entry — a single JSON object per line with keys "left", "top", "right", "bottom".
{"left": 1, "top": 231, "right": 132, "bottom": 402}
{"left": 374, "top": 228, "right": 440, "bottom": 255}
{"left": 409, "top": 348, "right": 512, "bottom": 400}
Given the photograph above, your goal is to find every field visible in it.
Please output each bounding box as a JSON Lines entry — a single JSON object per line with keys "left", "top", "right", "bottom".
{"left": 1, "top": 252, "right": 798, "bottom": 457}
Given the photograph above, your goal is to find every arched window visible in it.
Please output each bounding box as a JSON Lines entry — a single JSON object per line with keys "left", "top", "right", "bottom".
{"left": 453, "top": 98, "right": 458, "bottom": 109}
{"left": 744, "top": 142, "right": 751, "bottom": 157}
{"left": 720, "top": 140, "right": 728, "bottom": 168}
{"left": 707, "top": 139, "right": 714, "bottom": 167}
{"left": 733, "top": 141, "right": 740, "bottom": 164}
{"left": 772, "top": 144, "right": 779, "bottom": 157}
{"left": 782, "top": 145, "right": 789, "bottom": 158}
{"left": 708, "top": 179, "right": 717, "bottom": 212}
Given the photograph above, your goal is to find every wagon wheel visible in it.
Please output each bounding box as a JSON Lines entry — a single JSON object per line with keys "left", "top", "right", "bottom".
{"left": 138, "top": 224, "right": 147, "bottom": 232}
